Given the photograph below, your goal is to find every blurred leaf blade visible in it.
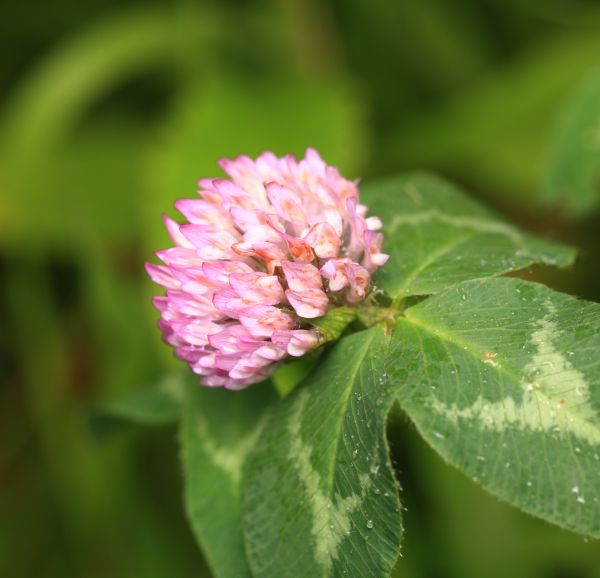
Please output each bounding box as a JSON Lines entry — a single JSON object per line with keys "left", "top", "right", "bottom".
{"left": 363, "top": 173, "right": 575, "bottom": 299}
{"left": 388, "top": 277, "right": 600, "bottom": 538}
{"left": 379, "top": 32, "right": 600, "bottom": 202}
{"left": 0, "top": 5, "right": 212, "bottom": 245}
{"left": 242, "top": 326, "right": 403, "bottom": 578}
{"left": 544, "top": 70, "right": 600, "bottom": 216}
{"left": 93, "top": 373, "right": 185, "bottom": 428}
{"left": 0, "top": 5, "right": 206, "bottom": 159}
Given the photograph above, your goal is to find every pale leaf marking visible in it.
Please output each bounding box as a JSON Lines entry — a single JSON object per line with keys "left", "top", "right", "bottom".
{"left": 288, "top": 389, "right": 371, "bottom": 572}
{"left": 195, "top": 415, "right": 264, "bottom": 485}
{"left": 430, "top": 301, "right": 599, "bottom": 445}
{"left": 387, "top": 210, "right": 523, "bottom": 242}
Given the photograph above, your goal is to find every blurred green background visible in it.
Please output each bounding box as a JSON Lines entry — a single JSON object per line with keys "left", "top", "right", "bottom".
{"left": 1, "top": 0, "right": 599, "bottom": 577}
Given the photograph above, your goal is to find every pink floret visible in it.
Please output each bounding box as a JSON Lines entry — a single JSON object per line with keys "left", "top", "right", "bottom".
{"left": 146, "top": 148, "right": 387, "bottom": 389}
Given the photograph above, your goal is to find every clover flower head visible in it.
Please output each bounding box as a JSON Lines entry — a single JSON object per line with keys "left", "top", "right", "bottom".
{"left": 146, "top": 148, "right": 388, "bottom": 389}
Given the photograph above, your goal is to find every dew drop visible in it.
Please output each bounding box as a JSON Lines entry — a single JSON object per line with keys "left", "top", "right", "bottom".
{"left": 366, "top": 520, "right": 374, "bottom": 529}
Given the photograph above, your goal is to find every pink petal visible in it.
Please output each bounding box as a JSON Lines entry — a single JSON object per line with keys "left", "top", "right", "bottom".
{"left": 215, "top": 353, "right": 247, "bottom": 372}
{"left": 156, "top": 247, "right": 203, "bottom": 268}
{"left": 168, "top": 290, "right": 220, "bottom": 317}
{"left": 320, "top": 258, "right": 351, "bottom": 292}
{"left": 253, "top": 343, "right": 287, "bottom": 361}
{"left": 243, "top": 224, "right": 284, "bottom": 245}
{"left": 175, "top": 199, "right": 234, "bottom": 231}
{"left": 225, "top": 368, "right": 271, "bottom": 388}
{"left": 285, "top": 288, "right": 328, "bottom": 318}
{"left": 231, "top": 241, "right": 287, "bottom": 274}
{"left": 171, "top": 318, "right": 222, "bottom": 346}
{"left": 346, "top": 263, "right": 371, "bottom": 303}
{"left": 229, "top": 206, "right": 277, "bottom": 233}
{"left": 163, "top": 215, "right": 195, "bottom": 249}
{"left": 266, "top": 182, "right": 308, "bottom": 227}
{"left": 281, "top": 261, "right": 323, "bottom": 291}
{"left": 272, "top": 329, "right": 320, "bottom": 357}
{"left": 361, "top": 230, "right": 387, "bottom": 273}
{"left": 281, "top": 233, "right": 315, "bottom": 263}
{"left": 201, "top": 261, "right": 253, "bottom": 287}
{"left": 345, "top": 201, "right": 367, "bottom": 261}
{"left": 169, "top": 267, "right": 212, "bottom": 295}
{"left": 303, "top": 222, "right": 340, "bottom": 258}
{"left": 152, "top": 296, "right": 169, "bottom": 312}
{"left": 365, "top": 216, "right": 383, "bottom": 230}
{"left": 301, "top": 148, "right": 326, "bottom": 177}
{"left": 211, "top": 178, "right": 257, "bottom": 210}
{"left": 229, "top": 272, "right": 285, "bottom": 305}
{"left": 176, "top": 346, "right": 207, "bottom": 364}
{"left": 213, "top": 288, "right": 248, "bottom": 318}
{"left": 230, "top": 353, "right": 270, "bottom": 376}
{"left": 145, "top": 263, "right": 181, "bottom": 290}
{"left": 180, "top": 225, "right": 240, "bottom": 260}
{"left": 208, "top": 324, "right": 252, "bottom": 353}
{"left": 202, "top": 373, "right": 229, "bottom": 387}
{"left": 239, "top": 305, "right": 293, "bottom": 337}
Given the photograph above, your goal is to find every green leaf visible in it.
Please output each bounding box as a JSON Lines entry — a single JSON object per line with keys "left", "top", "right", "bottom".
{"left": 544, "top": 71, "right": 600, "bottom": 216}
{"left": 388, "top": 277, "right": 600, "bottom": 538}
{"left": 242, "top": 326, "right": 403, "bottom": 578}
{"left": 271, "top": 354, "right": 321, "bottom": 398}
{"left": 362, "top": 173, "right": 576, "bottom": 299}
{"left": 181, "top": 382, "right": 277, "bottom": 578}
{"left": 93, "top": 373, "right": 184, "bottom": 428}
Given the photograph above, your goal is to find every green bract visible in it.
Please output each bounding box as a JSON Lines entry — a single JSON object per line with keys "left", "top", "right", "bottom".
{"left": 111, "top": 173, "right": 597, "bottom": 578}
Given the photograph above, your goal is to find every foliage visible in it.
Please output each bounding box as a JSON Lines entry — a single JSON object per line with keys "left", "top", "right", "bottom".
{"left": 2, "top": 1, "right": 600, "bottom": 577}
{"left": 112, "top": 174, "right": 598, "bottom": 577}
